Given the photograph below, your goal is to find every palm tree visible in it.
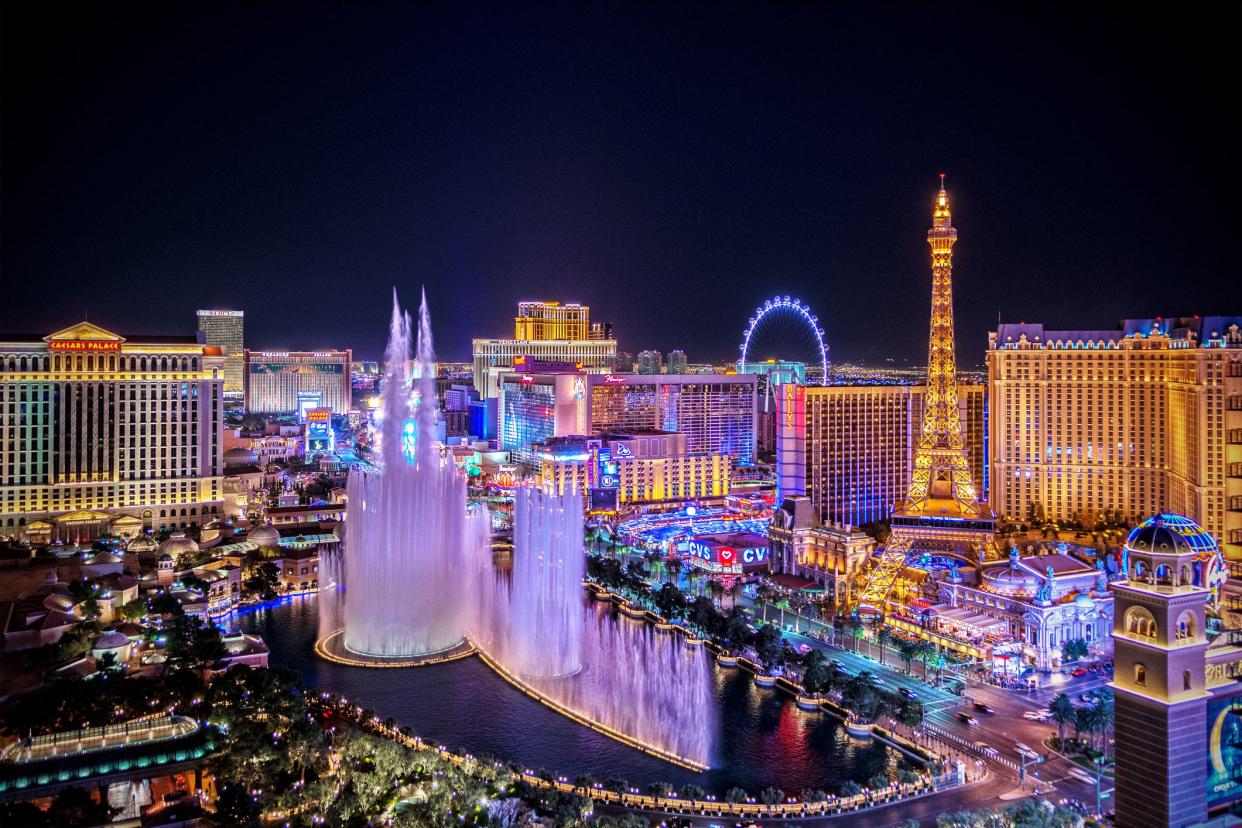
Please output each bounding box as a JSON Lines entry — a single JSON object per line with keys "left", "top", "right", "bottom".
{"left": 876, "top": 626, "right": 894, "bottom": 669}
{"left": 727, "top": 579, "right": 744, "bottom": 610}
{"left": 666, "top": 556, "right": 683, "bottom": 586}
{"left": 896, "top": 638, "right": 918, "bottom": 675}
{"left": 831, "top": 616, "right": 847, "bottom": 648}
{"left": 846, "top": 616, "right": 864, "bottom": 654}
{"left": 913, "top": 639, "right": 935, "bottom": 681}
{"left": 707, "top": 578, "right": 725, "bottom": 608}
{"left": 1049, "top": 693, "right": 1076, "bottom": 750}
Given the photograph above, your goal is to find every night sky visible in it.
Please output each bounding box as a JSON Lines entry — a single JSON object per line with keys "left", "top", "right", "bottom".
{"left": 2, "top": 3, "right": 1238, "bottom": 366}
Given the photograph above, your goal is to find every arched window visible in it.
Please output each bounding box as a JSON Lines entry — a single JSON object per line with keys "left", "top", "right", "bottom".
{"left": 1176, "top": 610, "right": 1197, "bottom": 641}
{"left": 1184, "top": 670, "right": 1193, "bottom": 691}
{"left": 1134, "top": 663, "right": 1147, "bottom": 686}
{"left": 1125, "top": 606, "right": 1158, "bottom": 640}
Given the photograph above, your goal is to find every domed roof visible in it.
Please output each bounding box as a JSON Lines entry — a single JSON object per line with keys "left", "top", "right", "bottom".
{"left": 85, "top": 550, "right": 122, "bottom": 565}
{"left": 981, "top": 548, "right": 1039, "bottom": 596}
{"left": 982, "top": 563, "right": 1039, "bottom": 596}
{"left": 247, "top": 524, "right": 280, "bottom": 548}
{"left": 160, "top": 531, "right": 199, "bottom": 559}
{"left": 224, "top": 446, "right": 258, "bottom": 465}
{"left": 92, "top": 630, "right": 130, "bottom": 650}
{"left": 158, "top": 552, "right": 174, "bottom": 563}
{"left": 127, "top": 533, "right": 160, "bottom": 553}
{"left": 1125, "top": 514, "right": 1219, "bottom": 557}
{"left": 1073, "top": 592, "right": 1096, "bottom": 608}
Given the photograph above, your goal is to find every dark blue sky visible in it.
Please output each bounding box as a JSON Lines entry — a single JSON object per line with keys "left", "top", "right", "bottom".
{"left": 2, "top": 3, "right": 1238, "bottom": 365}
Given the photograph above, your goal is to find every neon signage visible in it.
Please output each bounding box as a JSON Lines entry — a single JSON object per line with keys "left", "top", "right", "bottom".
{"left": 49, "top": 340, "right": 120, "bottom": 351}
{"left": 604, "top": 375, "right": 628, "bottom": 384}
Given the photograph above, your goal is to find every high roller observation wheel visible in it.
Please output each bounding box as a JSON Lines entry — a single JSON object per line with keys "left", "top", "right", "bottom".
{"left": 738, "top": 295, "right": 828, "bottom": 383}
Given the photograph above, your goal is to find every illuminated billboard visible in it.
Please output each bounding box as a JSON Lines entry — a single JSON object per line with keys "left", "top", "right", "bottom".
{"left": 1208, "top": 695, "right": 1242, "bottom": 809}
{"left": 305, "top": 407, "right": 334, "bottom": 455}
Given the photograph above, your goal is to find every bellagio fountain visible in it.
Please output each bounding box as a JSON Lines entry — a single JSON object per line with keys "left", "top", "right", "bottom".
{"left": 317, "top": 291, "right": 715, "bottom": 770}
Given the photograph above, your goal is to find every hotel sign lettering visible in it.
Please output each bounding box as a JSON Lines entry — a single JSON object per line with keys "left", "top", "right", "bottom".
{"left": 49, "top": 340, "right": 121, "bottom": 351}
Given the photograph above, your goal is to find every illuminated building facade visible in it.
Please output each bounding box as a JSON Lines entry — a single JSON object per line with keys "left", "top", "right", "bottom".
{"left": 988, "top": 317, "right": 1242, "bottom": 561}
{"left": 769, "top": 495, "right": 875, "bottom": 605}
{"left": 588, "top": 373, "right": 757, "bottom": 463}
{"left": 667, "top": 350, "right": 688, "bottom": 376}
{"left": 536, "top": 431, "right": 730, "bottom": 508}
{"left": 498, "top": 373, "right": 590, "bottom": 464}
{"left": 243, "top": 349, "right": 352, "bottom": 414}
{"left": 514, "top": 300, "right": 590, "bottom": 341}
{"left": 775, "top": 382, "right": 986, "bottom": 528}
{"left": 0, "top": 322, "right": 225, "bottom": 539}
{"left": 471, "top": 338, "right": 617, "bottom": 398}
{"left": 499, "top": 371, "right": 758, "bottom": 466}
{"left": 196, "top": 310, "right": 244, "bottom": 396}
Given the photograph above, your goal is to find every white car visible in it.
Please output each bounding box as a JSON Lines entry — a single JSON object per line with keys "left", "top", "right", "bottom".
{"left": 1023, "top": 710, "right": 1052, "bottom": 721}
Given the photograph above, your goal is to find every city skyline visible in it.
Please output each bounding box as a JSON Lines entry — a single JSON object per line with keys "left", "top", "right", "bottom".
{"left": 2, "top": 4, "right": 1237, "bottom": 364}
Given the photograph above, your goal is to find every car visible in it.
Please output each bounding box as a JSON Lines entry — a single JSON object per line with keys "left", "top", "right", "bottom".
{"left": 898, "top": 687, "right": 917, "bottom": 700}
{"left": 957, "top": 712, "right": 979, "bottom": 726}
{"left": 831, "top": 660, "right": 847, "bottom": 671}
{"left": 1022, "top": 710, "right": 1050, "bottom": 721}
{"left": 973, "top": 702, "right": 994, "bottom": 714}
{"left": 797, "top": 643, "right": 812, "bottom": 655}
{"left": 1071, "top": 666, "right": 1088, "bottom": 677}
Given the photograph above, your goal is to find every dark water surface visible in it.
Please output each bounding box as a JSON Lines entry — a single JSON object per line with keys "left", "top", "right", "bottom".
{"left": 233, "top": 595, "right": 909, "bottom": 794}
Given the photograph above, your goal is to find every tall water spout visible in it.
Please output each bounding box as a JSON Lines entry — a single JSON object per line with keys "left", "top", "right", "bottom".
{"left": 505, "top": 488, "right": 585, "bottom": 677}
{"left": 479, "top": 485, "right": 717, "bottom": 767}
{"left": 337, "top": 290, "right": 476, "bottom": 657}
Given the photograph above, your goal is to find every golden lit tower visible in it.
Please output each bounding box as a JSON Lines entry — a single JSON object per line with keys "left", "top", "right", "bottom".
{"left": 905, "top": 174, "right": 980, "bottom": 514}
{"left": 857, "top": 177, "right": 995, "bottom": 613}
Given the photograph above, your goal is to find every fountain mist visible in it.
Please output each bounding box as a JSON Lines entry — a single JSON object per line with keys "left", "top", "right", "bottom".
{"left": 330, "top": 290, "right": 482, "bottom": 658}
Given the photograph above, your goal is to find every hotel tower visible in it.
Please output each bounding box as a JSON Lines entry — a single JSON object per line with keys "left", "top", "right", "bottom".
{"left": 988, "top": 316, "right": 1242, "bottom": 560}
{"left": 0, "top": 322, "right": 225, "bottom": 541}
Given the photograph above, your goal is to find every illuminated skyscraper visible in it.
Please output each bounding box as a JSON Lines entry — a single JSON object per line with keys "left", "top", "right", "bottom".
{"left": 473, "top": 300, "right": 616, "bottom": 398}
{"left": 775, "top": 382, "right": 986, "bottom": 529}
{"left": 988, "top": 316, "right": 1242, "bottom": 561}
{"left": 0, "top": 322, "right": 225, "bottom": 540}
{"left": 514, "top": 301, "right": 590, "bottom": 341}
{"left": 196, "top": 309, "right": 244, "bottom": 395}
{"left": 498, "top": 370, "right": 757, "bottom": 465}
{"left": 856, "top": 177, "right": 996, "bottom": 612}
{"left": 667, "top": 350, "right": 688, "bottom": 375}
{"left": 244, "top": 349, "right": 352, "bottom": 414}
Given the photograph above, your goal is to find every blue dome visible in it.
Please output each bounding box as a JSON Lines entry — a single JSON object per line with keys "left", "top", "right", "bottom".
{"left": 1125, "top": 513, "right": 1219, "bottom": 557}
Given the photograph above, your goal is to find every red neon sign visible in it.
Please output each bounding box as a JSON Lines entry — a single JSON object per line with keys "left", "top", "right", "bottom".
{"left": 49, "top": 340, "right": 120, "bottom": 351}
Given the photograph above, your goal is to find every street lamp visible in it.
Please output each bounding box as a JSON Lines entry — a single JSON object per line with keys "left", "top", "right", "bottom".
{"left": 1093, "top": 754, "right": 1115, "bottom": 817}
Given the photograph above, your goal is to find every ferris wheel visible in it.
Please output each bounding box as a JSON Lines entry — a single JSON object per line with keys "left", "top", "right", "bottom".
{"left": 738, "top": 295, "right": 829, "bottom": 384}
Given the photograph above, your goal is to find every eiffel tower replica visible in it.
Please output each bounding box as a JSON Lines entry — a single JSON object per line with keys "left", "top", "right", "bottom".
{"left": 856, "top": 176, "right": 997, "bottom": 614}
